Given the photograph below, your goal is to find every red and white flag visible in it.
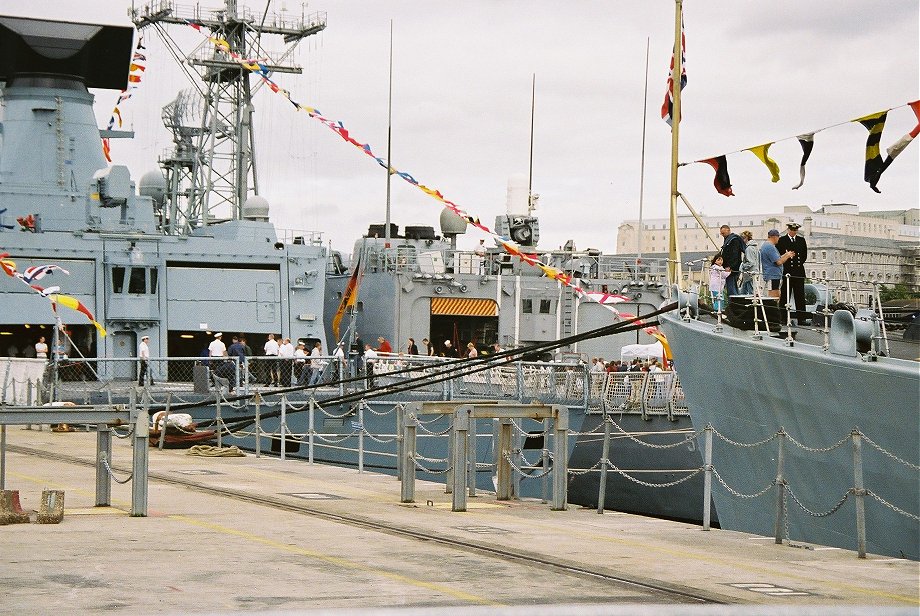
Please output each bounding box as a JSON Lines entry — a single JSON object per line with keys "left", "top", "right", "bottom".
{"left": 661, "top": 13, "right": 687, "bottom": 126}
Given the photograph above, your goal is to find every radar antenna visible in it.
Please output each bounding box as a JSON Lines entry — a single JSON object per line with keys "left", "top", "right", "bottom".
{"left": 131, "top": 0, "right": 326, "bottom": 232}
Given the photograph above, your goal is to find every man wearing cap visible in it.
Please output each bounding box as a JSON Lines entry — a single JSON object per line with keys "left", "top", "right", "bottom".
{"left": 138, "top": 335, "right": 153, "bottom": 386}
{"left": 776, "top": 222, "right": 808, "bottom": 323}
{"left": 208, "top": 332, "right": 227, "bottom": 358}
{"left": 760, "top": 229, "right": 795, "bottom": 299}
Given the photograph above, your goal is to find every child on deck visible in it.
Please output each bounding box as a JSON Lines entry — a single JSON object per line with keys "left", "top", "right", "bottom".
{"left": 709, "top": 254, "right": 730, "bottom": 312}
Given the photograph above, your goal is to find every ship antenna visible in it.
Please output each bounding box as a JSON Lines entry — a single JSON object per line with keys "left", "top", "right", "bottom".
{"left": 527, "top": 73, "right": 536, "bottom": 216}
{"left": 667, "top": 0, "right": 684, "bottom": 285}
{"left": 384, "top": 20, "right": 394, "bottom": 248}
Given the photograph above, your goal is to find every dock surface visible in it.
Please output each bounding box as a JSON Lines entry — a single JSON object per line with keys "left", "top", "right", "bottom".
{"left": 2, "top": 427, "right": 917, "bottom": 614}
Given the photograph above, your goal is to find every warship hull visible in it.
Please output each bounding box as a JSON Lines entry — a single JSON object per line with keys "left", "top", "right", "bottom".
{"left": 659, "top": 310, "right": 919, "bottom": 560}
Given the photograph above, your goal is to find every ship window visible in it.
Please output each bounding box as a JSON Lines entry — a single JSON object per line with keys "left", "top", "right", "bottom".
{"left": 112, "top": 267, "right": 125, "bottom": 294}
{"left": 128, "top": 267, "right": 146, "bottom": 294}
{"left": 539, "top": 299, "right": 551, "bottom": 314}
{"left": 356, "top": 301, "right": 364, "bottom": 313}
{"left": 522, "top": 299, "right": 533, "bottom": 314}
{"left": 150, "top": 268, "right": 158, "bottom": 293}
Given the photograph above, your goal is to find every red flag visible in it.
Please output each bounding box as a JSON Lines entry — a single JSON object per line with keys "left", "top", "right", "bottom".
{"left": 702, "top": 156, "right": 734, "bottom": 196}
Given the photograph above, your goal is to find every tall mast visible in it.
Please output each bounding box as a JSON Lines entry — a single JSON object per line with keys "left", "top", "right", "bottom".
{"left": 667, "top": 0, "right": 684, "bottom": 284}
{"left": 384, "top": 20, "right": 394, "bottom": 248}
{"left": 131, "top": 0, "right": 326, "bottom": 232}
{"left": 637, "top": 37, "right": 650, "bottom": 262}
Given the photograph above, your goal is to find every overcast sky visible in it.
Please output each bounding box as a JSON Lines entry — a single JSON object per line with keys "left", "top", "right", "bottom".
{"left": 7, "top": 1, "right": 919, "bottom": 254}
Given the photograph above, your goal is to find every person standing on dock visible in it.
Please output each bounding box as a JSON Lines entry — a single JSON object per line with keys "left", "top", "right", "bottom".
{"left": 777, "top": 222, "right": 808, "bottom": 325}
{"left": 263, "top": 333, "right": 280, "bottom": 386}
{"left": 138, "top": 335, "right": 152, "bottom": 386}
{"left": 278, "top": 337, "right": 294, "bottom": 386}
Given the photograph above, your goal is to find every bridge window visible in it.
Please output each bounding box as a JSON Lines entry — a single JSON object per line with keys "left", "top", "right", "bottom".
{"left": 539, "top": 299, "right": 552, "bottom": 314}
{"left": 522, "top": 299, "right": 533, "bottom": 314}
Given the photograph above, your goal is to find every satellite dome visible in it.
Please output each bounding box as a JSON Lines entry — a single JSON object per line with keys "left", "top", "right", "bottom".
{"left": 138, "top": 170, "right": 167, "bottom": 206}
{"left": 242, "top": 195, "right": 270, "bottom": 221}
{"left": 439, "top": 207, "right": 467, "bottom": 236}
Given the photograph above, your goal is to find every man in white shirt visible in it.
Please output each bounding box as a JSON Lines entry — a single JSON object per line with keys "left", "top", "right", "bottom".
{"left": 138, "top": 335, "right": 153, "bottom": 386}
{"left": 278, "top": 337, "right": 295, "bottom": 386}
{"left": 208, "top": 332, "right": 226, "bottom": 358}
{"left": 293, "top": 341, "right": 308, "bottom": 385}
{"left": 363, "top": 344, "right": 378, "bottom": 389}
{"left": 263, "top": 333, "right": 280, "bottom": 386}
{"left": 35, "top": 336, "right": 48, "bottom": 360}
{"left": 308, "top": 341, "right": 324, "bottom": 386}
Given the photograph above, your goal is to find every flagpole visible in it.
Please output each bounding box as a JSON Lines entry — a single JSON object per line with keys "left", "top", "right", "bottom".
{"left": 527, "top": 73, "right": 536, "bottom": 214}
{"left": 384, "top": 20, "right": 394, "bottom": 249}
{"left": 667, "top": 0, "right": 684, "bottom": 286}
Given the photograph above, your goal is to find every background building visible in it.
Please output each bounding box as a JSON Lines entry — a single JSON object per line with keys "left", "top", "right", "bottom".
{"left": 616, "top": 204, "right": 919, "bottom": 305}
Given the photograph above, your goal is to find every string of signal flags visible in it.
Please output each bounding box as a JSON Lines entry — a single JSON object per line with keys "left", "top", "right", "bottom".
{"left": 170, "top": 20, "right": 666, "bottom": 340}
{"left": 680, "top": 100, "right": 920, "bottom": 198}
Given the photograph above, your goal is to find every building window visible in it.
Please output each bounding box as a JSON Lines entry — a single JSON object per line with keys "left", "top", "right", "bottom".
{"left": 522, "top": 299, "right": 533, "bottom": 314}
{"left": 539, "top": 299, "right": 551, "bottom": 314}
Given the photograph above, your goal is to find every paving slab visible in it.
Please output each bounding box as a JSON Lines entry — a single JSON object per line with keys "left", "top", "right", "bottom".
{"left": 1, "top": 427, "right": 917, "bottom": 614}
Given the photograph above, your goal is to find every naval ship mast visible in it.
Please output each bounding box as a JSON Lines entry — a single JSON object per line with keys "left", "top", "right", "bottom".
{"left": 130, "top": 1, "right": 326, "bottom": 233}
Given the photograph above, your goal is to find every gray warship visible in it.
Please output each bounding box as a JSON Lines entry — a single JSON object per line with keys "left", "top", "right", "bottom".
{"left": 0, "top": 7, "right": 714, "bottom": 523}
{"left": 659, "top": 291, "right": 919, "bottom": 559}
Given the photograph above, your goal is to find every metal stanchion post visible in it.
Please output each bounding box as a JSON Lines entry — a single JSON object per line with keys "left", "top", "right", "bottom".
{"left": 597, "top": 414, "right": 610, "bottom": 514}
{"left": 395, "top": 403, "right": 403, "bottom": 479}
{"left": 851, "top": 430, "right": 867, "bottom": 559}
{"left": 467, "top": 415, "right": 476, "bottom": 497}
{"left": 551, "top": 406, "right": 568, "bottom": 511}
{"left": 308, "top": 396, "right": 315, "bottom": 464}
{"left": 1, "top": 425, "right": 6, "bottom": 490}
{"left": 254, "top": 393, "right": 262, "bottom": 458}
{"left": 400, "top": 409, "right": 417, "bottom": 503}
{"left": 358, "top": 404, "right": 365, "bottom": 473}
{"left": 774, "top": 429, "right": 786, "bottom": 544}
{"left": 95, "top": 424, "right": 111, "bottom": 506}
{"left": 280, "top": 395, "right": 287, "bottom": 461}
{"left": 703, "top": 425, "right": 713, "bottom": 530}
{"left": 451, "top": 408, "right": 469, "bottom": 512}
{"left": 131, "top": 396, "right": 149, "bottom": 516}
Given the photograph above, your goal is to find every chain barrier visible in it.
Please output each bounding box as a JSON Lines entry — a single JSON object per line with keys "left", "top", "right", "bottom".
{"left": 603, "top": 460, "right": 704, "bottom": 488}
{"left": 711, "top": 467, "right": 776, "bottom": 499}
{"left": 100, "top": 452, "right": 133, "bottom": 484}
{"left": 416, "top": 422, "right": 453, "bottom": 437}
{"left": 785, "top": 483, "right": 852, "bottom": 518}
{"left": 784, "top": 431, "right": 851, "bottom": 453}
{"left": 608, "top": 418, "right": 702, "bottom": 449}
{"left": 410, "top": 455, "right": 451, "bottom": 475}
{"left": 503, "top": 452, "right": 553, "bottom": 480}
{"left": 567, "top": 459, "right": 604, "bottom": 476}
{"left": 360, "top": 425, "right": 397, "bottom": 444}
{"left": 313, "top": 399, "right": 356, "bottom": 420}
{"left": 709, "top": 425, "right": 780, "bottom": 448}
{"left": 866, "top": 490, "right": 920, "bottom": 521}
{"left": 362, "top": 400, "right": 396, "bottom": 416}
{"left": 310, "top": 430, "right": 357, "bottom": 444}
{"left": 414, "top": 452, "right": 449, "bottom": 463}
{"left": 110, "top": 426, "right": 135, "bottom": 439}
{"left": 859, "top": 432, "right": 920, "bottom": 470}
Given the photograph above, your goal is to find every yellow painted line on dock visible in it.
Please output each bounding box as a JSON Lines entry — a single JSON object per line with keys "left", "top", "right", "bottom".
{"left": 169, "top": 514, "right": 504, "bottom": 607}
{"left": 64, "top": 507, "right": 128, "bottom": 516}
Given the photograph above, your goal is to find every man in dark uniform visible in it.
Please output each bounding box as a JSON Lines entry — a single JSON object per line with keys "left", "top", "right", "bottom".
{"left": 776, "top": 222, "right": 808, "bottom": 324}
{"left": 719, "top": 225, "right": 744, "bottom": 296}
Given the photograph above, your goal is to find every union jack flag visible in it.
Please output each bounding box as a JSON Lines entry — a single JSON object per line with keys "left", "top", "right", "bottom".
{"left": 661, "top": 13, "right": 687, "bottom": 126}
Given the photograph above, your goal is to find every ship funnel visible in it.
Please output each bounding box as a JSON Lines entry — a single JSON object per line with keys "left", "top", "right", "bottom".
{"left": 0, "top": 15, "right": 134, "bottom": 89}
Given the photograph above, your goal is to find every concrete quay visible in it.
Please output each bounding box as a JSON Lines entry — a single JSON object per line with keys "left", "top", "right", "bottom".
{"left": 1, "top": 427, "right": 917, "bottom": 614}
